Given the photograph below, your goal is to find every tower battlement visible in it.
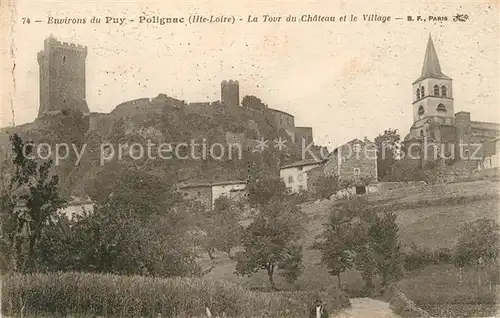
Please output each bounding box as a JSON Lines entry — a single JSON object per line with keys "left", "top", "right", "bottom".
{"left": 43, "top": 36, "right": 88, "bottom": 56}
{"left": 221, "top": 79, "right": 240, "bottom": 108}
{"left": 222, "top": 79, "right": 239, "bottom": 85}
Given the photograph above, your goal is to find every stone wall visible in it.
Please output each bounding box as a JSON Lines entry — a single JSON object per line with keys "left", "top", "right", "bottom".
{"left": 388, "top": 286, "right": 430, "bottom": 317}
{"left": 377, "top": 181, "right": 425, "bottom": 192}
{"left": 179, "top": 186, "right": 212, "bottom": 210}
{"left": 295, "top": 126, "right": 313, "bottom": 145}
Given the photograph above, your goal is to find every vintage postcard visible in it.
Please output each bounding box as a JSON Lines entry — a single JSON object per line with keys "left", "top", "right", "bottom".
{"left": 1, "top": 0, "right": 499, "bottom": 317}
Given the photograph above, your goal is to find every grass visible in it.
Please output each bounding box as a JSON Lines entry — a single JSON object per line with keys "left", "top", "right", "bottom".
{"left": 3, "top": 180, "right": 498, "bottom": 316}
{"left": 200, "top": 180, "right": 499, "bottom": 297}
{"left": 1, "top": 272, "right": 319, "bottom": 317}
{"left": 395, "top": 264, "right": 499, "bottom": 317}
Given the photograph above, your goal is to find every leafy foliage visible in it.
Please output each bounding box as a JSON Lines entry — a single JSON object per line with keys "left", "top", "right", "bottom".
{"left": 312, "top": 202, "right": 358, "bottom": 293}
{"left": 453, "top": 218, "right": 500, "bottom": 268}
{"left": 204, "top": 196, "right": 244, "bottom": 258}
{"left": 374, "top": 129, "right": 400, "bottom": 181}
{"left": 313, "top": 174, "right": 339, "bottom": 201}
{"left": 246, "top": 176, "right": 287, "bottom": 208}
{"left": 1, "top": 134, "right": 66, "bottom": 273}
{"left": 315, "top": 196, "right": 403, "bottom": 296}
{"left": 36, "top": 203, "right": 201, "bottom": 277}
{"left": 235, "top": 195, "right": 304, "bottom": 289}
{"left": 367, "top": 211, "right": 404, "bottom": 286}
{"left": 241, "top": 95, "right": 267, "bottom": 111}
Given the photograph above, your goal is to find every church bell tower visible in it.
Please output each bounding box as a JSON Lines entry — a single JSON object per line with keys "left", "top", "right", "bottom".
{"left": 411, "top": 34, "right": 454, "bottom": 139}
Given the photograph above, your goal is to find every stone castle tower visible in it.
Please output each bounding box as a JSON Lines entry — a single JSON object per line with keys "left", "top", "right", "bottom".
{"left": 411, "top": 34, "right": 454, "bottom": 138}
{"left": 221, "top": 80, "right": 240, "bottom": 108}
{"left": 37, "top": 35, "right": 90, "bottom": 117}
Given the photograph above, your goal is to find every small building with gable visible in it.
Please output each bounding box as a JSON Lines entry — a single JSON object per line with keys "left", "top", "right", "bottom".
{"left": 178, "top": 180, "right": 247, "bottom": 209}
{"left": 279, "top": 159, "right": 323, "bottom": 193}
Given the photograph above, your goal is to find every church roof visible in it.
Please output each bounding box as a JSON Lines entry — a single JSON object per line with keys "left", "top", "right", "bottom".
{"left": 413, "top": 34, "right": 451, "bottom": 84}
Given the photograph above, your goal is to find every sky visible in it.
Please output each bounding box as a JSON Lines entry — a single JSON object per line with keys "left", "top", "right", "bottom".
{"left": 2, "top": 0, "right": 499, "bottom": 149}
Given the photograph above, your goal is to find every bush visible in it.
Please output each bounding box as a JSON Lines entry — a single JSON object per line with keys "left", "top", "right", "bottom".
{"left": 453, "top": 218, "right": 499, "bottom": 268}
{"left": 294, "top": 190, "right": 315, "bottom": 204}
{"left": 403, "top": 246, "right": 453, "bottom": 271}
{"left": 1, "top": 272, "right": 312, "bottom": 317}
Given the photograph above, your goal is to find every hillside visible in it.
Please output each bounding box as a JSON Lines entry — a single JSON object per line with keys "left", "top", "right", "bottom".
{"left": 0, "top": 95, "right": 319, "bottom": 200}
{"left": 199, "top": 179, "right": 499, "bottom": 294}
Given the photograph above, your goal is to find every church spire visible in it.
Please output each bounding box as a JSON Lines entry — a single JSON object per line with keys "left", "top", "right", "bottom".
{"left": 414, "top": 34, "right": 451, "bottom": 83}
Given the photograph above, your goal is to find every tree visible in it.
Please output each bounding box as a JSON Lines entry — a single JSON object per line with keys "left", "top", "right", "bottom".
{"left": 316, "top": 195, "right": 403, "bottom": 296}
{"left": 204, "top": 196, "right": 243, "bottom": 258}
{"left": 313, "top": 174, "right": 339, "bottom": 201}
{"left": 4, "top": 134, "right": 66, "bottom": 272}
{"left": 241, "top": 95, "right": 267, "bottom": 111}
{"left": 367, "top": 211, "right": 403, "bottom": 287}
{"left": 313, "top": 200, "right": 361, "bottom": 302}
{"left": 235, "top": 197, "right": 304, "bottom": 289}
{"left": 36, "top": 204, "right": 201, "bottom": 277}
{"left": 85, "top": 165, "right": 180, "bottom": 218}
{"left": 374, "top": 129, "right": 400, "bottom": 181}
{"left": 246, "top": 176, "right": 287, "bottom": 208}
{"left": 354, "top": 243, "right": 378, "bottom": 295}
{"left": 453, "top": 218, "right": 500, "bottom": 268}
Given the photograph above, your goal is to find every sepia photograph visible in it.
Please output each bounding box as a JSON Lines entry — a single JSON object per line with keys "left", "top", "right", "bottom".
{"left": 0, "top": 0, "right": 499, "bottom": 317}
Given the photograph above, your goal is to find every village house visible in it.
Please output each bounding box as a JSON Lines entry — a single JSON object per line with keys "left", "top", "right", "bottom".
{"left": 322, "top": 138, "right": 378, "bottom": 195}
{"left": 177, "top": 180, "right": 247, "bottom": 209}
{"left": 478, "top": 137, "right": 500, "bottom": 171}
{"left": 279, "top": 159, "right": 323, "bottom": 193}
{"left": 14, "top": 196, "right": 95, "bottom": 221}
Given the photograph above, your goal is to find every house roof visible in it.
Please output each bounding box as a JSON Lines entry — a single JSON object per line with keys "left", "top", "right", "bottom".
{"left": 305, "top": 165, "right": 324, "bottom": 175}
{"left": 413, "top": 34, "right": 451, "bottom": 84}
{"left": 331, "top": 138, "right": 374, "bottom": 152}
{"left": 15, "top": 196, "right": 94, "bottom": 209}
{"left": 280, "top": 159, "right": 323, "bottom": 170}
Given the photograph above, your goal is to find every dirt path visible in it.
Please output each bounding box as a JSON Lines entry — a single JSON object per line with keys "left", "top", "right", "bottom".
{"left": 334, "top": 298, "right": 398, "bottom": 317}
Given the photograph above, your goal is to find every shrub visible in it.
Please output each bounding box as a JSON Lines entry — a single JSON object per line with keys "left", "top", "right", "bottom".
{"left": 1, "top": 272, "right": 312, "bottom": 317}
{"left": 453, "top": 218, "right": 500, "bottom": 268}
{"left": 403, "top": 247, "right": 434, "bottom": 271}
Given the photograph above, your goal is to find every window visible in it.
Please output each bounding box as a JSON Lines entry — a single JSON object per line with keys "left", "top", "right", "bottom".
{"left": 436, "top": 104, "right": 446, "bottom": 113}
{"left": 288, "top": 176, "right": 294, "bottom": 183}
{"left": 441, "top": 85, "right": 447, "bottom": 97}
{"left": 298, "top": 174, "right": 303, "bottom": 181}
{"left": 183, "top": 192, "right": 189, "bottom": 197}
{"left": 434, "top": 85, "right": 439, "bottom": 96}
{"left": 418, "top": 105, "right": 424, "bottom": 116}
{"left": 353, "top": 168, "right": 360, "bottom": 175}
{"left": 353, "top": 143, "right": 361, "bottom": 153}
{"left": 421, "top": 86, "right": 425, "bottom": 97}
{"left": 420, "top": 130, "right": 424, "bottom": 137}
{"left": 298, "top": 185, "right": 304, "bottom": 191}
{"left": 416, "top": 88, "right": 420, "bottom": 100}
{"left": 62, "top": 56, "right": 67, "bottom": 64}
